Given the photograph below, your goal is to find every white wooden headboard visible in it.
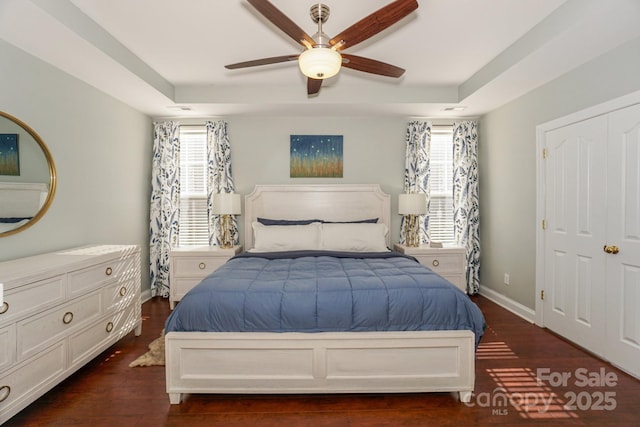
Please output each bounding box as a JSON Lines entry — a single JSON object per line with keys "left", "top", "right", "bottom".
{"left": 0, "top": 182, "right": 48, "bottom": 218}
{"left": 244, "top": 184, "right": 391, "bottom": 249}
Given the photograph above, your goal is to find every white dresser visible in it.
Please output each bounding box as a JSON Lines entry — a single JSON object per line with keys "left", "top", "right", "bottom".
{"left": 0, "top": 245, "right": 142, "bottom": 425}
{"left": 394, "top": 243, "right": 467, "bottom": 293}
{"left": 169, "top": 245, "right": 242, "bottom": 309}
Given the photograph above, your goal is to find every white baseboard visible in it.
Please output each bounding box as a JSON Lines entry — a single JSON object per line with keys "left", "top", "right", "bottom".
{"left": 478, "top": 286, "right": 535, "bottom": 323}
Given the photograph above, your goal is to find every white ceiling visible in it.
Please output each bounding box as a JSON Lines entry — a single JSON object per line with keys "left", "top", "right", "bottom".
{"left": 1, "top": 0, "right": 639, "bottom": 118}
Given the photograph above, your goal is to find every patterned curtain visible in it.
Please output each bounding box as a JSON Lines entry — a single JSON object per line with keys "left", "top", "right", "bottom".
{"left": 206, "top": 120, "right": 239, "bottom": 246}
{"left": 149, "top": 121, "right": 180, "bottom": 298}
{"left": 401, "top": 121, "right": 431, "bottom": 244}
{"left": 453, "top": 120, "right": 480, "bottom": 294}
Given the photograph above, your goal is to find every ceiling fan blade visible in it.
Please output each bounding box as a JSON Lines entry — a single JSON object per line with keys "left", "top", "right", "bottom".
{"left": 307, "top": 78, "right": 323, "bottom": 95}
{"left": 248, "top": 0, "right": 316, "bottom": 48}
{"left": 225, "top": 55, "right": 299, "bottom": 69}
{"left": 329, "top": 0, "right": 418, "bottom": 51}
{"left": 341, "top": 54, "right": 405, "bottom": 78}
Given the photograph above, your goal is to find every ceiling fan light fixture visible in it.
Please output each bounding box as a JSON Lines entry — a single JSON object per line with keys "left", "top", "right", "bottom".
{"left": 298, "top": 47, "right": 342, "bottom": 79}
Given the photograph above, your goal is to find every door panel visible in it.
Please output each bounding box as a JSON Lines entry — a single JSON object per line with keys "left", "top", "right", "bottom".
{"left": 606, "top": 104, "right": 640, "bottom": 378}
{"left": 575, "top": 255, "right": 594, "bottom": 326}
{"left": 544, "top": 116, "right": 608, "bottom": 357}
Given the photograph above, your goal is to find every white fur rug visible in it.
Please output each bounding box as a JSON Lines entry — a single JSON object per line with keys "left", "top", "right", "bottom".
{"left": 129, "top": 330, "right": 165, "bottom": 367}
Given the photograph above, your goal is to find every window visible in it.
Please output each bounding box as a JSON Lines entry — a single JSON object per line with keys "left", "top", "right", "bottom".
{"left": 429, "top": 126, "right": 455, "bottom": 244}
{"left": 178, "top": 126, "right": 209, "bottom": 246}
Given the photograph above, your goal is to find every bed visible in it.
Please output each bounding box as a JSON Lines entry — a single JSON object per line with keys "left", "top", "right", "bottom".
{"left": 165, "top": 184, "right": 484, "bottom": 404}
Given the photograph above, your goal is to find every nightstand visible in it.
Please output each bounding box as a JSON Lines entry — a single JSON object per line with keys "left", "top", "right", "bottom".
{"left": 394, "top": 243, "right": 467, "bottom": 293}
{"left": 169, "top": 245, "right": 242, "bottom": 309}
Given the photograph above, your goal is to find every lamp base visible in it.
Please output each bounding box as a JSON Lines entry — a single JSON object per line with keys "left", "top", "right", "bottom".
{"left": 219, "top": 214, "right": 235, "bottom": 249}
{"left": 404, "top": 214, "right": 421, "bottom": 247}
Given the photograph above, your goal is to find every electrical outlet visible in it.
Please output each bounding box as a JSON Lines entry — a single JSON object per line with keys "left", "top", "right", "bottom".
{"left": 504, "top": 274, "right": 510, "bottom": 285}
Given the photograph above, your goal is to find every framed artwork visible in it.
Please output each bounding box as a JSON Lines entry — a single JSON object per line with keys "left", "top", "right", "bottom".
{"left": 290, "top": 135, "right": 343, "bottom": 178}
{"left": 0, "top": 134, "right": 19, "bottom": 176}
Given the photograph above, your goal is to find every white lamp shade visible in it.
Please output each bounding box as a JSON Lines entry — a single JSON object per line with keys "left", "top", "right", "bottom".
{"left": 212, "top": 193, "right": 241, "bottom": 215}
{"left": 298, "top": 47, "right": 342, "bottom": 79}
{"left": 398, "top": 193, "right": 427, "bottom": 215}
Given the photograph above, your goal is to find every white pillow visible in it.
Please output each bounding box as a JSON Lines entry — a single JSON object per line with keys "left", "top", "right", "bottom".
{"left": 251, "top": 221, "right": 322, "bottom": 252}
{"left": 321, "top": 223, "right": 389, "bottom": 252}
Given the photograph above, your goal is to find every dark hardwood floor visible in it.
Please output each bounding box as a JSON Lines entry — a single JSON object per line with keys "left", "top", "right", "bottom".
{"left": 6, "top": 295, "right": 640, "bottom": 426}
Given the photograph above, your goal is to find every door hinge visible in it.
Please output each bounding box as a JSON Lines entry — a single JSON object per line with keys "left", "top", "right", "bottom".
{"left": 542, "top": 219, "right": 547, "bottom": 230}
{"left": 541, "top": 290, "right": 545, "bottom": 300}
{"left": 542, "top": 148, "right": 547, "bottom": 159}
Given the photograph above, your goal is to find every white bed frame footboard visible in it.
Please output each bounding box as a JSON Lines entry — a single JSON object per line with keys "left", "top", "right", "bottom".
{"left": 166, "top": 330, "right": 475, "bottom": 404}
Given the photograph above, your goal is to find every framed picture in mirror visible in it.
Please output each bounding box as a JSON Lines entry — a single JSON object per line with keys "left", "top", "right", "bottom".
{"left": 0, "top": 133, "right": 19, "bottom": 176}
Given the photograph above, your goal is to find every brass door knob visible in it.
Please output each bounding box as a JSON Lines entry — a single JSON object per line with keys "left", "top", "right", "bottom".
{"left": 603, "top": 245, "right": 619, "bottom": 254}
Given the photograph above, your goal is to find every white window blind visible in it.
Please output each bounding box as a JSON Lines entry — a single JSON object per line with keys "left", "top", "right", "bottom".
{"left": 178, "top": 126, "right": 209, "bottom": 246}
{"left": 429, "top": 126, "right": 455, "bottom": 244}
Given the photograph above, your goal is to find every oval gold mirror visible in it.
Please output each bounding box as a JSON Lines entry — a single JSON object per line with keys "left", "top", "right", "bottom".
{"left": 0, "top": 111, "right": 57, "bottom": 237}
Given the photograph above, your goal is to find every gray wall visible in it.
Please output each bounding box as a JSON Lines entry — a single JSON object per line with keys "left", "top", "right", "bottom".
{"left": 228, "top": 116, "right": 407, "bottom": 243}
{"left": 479, "top": 35, "right": 640, "bottom": 309}
{"left": 0, "top": 40, "right": 153, "bottom": 290}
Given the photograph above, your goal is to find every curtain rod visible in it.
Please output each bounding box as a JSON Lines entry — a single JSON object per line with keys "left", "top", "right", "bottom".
{"left": 407, "top": 117, "right": 479, "bottom": 122}
{"left": 152, "top": 116, "right": 225, "bottom": 122}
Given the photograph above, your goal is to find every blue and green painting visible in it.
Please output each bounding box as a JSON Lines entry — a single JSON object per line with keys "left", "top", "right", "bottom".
{"left": 0, "top": 134, "right": 19, "bottom": 176}
{"left": 290, "top": 135, "right": 343, "bottom": 178}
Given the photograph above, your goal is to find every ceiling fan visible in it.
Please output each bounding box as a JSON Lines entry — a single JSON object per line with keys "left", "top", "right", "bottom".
{"left": 225, "top": 0, "right": 419, "bottom": 95}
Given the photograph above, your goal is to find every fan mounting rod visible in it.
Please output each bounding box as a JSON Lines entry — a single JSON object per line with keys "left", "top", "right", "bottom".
{"left": 309, "top": 4, "right": 332, "bottom": 47}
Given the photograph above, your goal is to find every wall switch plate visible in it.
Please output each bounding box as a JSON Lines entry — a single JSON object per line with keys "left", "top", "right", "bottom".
{"left": 504, "top": 274, "right": 510, "bottom": 285}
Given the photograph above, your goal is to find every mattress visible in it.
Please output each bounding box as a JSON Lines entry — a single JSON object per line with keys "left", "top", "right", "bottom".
{"left": 165, "top": 251, "right": 485, "bottom": 346}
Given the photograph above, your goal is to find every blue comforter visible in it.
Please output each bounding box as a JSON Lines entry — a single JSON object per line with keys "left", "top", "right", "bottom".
{"left": 165, "top": 251, "right": 485, "bottom": 346}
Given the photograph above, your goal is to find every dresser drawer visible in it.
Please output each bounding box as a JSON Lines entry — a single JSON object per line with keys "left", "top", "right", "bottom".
{"left": 69, "top": 303, "right": 140, "bottom": 368}
{"left": 0, "top": 325, "right": 16, "bottom": 373}
{"left": 173, "top": 277, "right": 204, "bottom": 301}
{"left": 413, "top": 253, "right": 465, "bottom": 274}
{"left": 17, "top": 291, "right": 102, "bottom": 361}
{"left": 102, "top": 277, "right": 138, "bottom": 313}
{"left": 173, "top": 256, "right": 228, "bottom": 277}
{"left": 0, "top": 275, "right": 65, "bottom": 325}
{"left": 67, "top": 256, "right": 136, "bottom": 297}
{"left": 445, "top": 274, "right": 467, "bottom": 291}
{"left": 0, "top": 342, "right": 66, "bottom": 423}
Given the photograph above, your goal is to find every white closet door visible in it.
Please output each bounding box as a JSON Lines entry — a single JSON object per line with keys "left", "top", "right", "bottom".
{"left": 606, "top": 104, "right": 640, "bottom": 378}
{"left": 543, "top": 116, "right": 608, "bottom": 357}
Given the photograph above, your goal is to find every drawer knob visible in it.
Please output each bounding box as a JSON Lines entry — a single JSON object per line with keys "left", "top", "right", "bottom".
{"left": 0, "top": 302, "right": 8, "bottom": 315}
{"left": 0, "top": 385, "right": 10, "bottom": 403}
{"left": 62, "top": 311, "right": 74, "bottom": 324}
{"left": 119, "top": 286, "right": 127, "bottom": 296}
{"left": 106, "top": 322, "right": 114, "bottom": 333}
{"left": 199, "top": 262, "right": 206, "bottom": 270}
{"left": 432, "top": 259, "right": 440, "bottom": 267}
{"left": 105, "top": 267, "right": 113, "bottom": 276}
